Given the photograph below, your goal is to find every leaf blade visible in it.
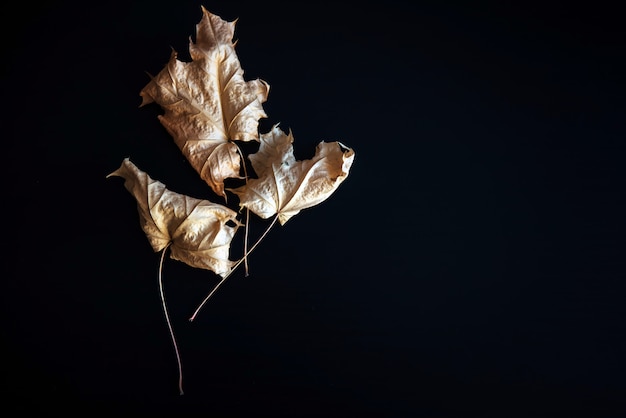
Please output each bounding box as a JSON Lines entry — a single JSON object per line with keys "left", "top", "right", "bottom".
{"left": 139, "top": 7, "right": 269, "bottom": 198}
{"left": 107, "top": 158, "right": 242, "bottom": 277}
{"left": 230, "top": 125, "right": 355, "bottom": 224}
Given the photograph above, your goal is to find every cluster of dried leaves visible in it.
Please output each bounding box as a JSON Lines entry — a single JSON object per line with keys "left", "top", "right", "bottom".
{"left": 108, "top": 6, "right": 354, "bottom": 394}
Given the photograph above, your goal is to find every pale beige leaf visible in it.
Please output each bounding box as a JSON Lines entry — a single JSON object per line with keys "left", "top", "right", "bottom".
{"left": 107, "top": 158, "right": 242, "bottom": 277}
{"left": 139, "top": 6, "right": 270, "bottom": 198}
{"left": 230, "top": 125, "right": 355, "bottom": 225}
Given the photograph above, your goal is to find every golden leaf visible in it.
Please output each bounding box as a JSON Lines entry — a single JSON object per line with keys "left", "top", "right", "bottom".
{"left": 107, "top": 158, "right": 242, "bottom": 277}
{"left": 140, "top": 6, "right": 270, "bottom": 198}
{"left": 230, "top": 125, "right": 355, "bottom": 225}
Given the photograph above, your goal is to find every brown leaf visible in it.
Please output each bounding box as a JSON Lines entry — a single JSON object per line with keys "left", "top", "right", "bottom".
{"left": 107, "top": 158, "right": 242, "bottom": 277}
{"left": 230, "top": 125, "right": 355, "bottom": 225}
{"left": 139, "top": 6, "right": 270, "bottom": 198}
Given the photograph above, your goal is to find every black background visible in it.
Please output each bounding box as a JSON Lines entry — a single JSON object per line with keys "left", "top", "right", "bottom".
{"left": 3, "top": 0, "right": 625, "bottom": 416}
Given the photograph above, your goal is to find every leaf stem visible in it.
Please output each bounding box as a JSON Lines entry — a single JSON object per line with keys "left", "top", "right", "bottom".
{"left": 158, "top": 242, "right": 184, "bottom": 395}
{"left": 188, "top": 215, "right": 279, "bottom": 321}
{"left": 234, "top": 143, "right": 251, "bottom": 277}
{"left": 244, "top": 208, "right": 250, "bottom": 276}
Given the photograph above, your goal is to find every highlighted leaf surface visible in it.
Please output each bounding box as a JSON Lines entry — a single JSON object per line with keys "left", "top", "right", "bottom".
{"left": 231, "top": 125, "right": 355, "bottom": 225}
{"left": 108, "top": 158, "right": 242, "bottom": 277}
{"left": 140, "top": 6, "right": 269, "bottom": 198}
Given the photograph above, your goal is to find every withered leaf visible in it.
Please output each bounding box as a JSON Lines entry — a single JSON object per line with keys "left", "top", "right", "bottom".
{"left": 140, "top": 6, "right": 270, "bottom": 198}
{"left": 230, "top": 125, "right": 355, "bottom": 225}
{"left": 107, "top": 158, "right": 242, "bottom": 277}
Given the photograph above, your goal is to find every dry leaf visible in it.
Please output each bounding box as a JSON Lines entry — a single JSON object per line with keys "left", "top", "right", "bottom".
{"left": 140, "top": 6, "right": 270, "bottom": 198}
{"left": 109, "top": 6, "right": 357, "bottom": 395}
{"left": 230, "top": 125, "right": 355, "bottom": 225}
{"left": 107, "top": 158, "right": 242, "bottom": 277}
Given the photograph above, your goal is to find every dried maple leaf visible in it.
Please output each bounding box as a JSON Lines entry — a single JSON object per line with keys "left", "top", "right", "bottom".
{"left": 230, "top": 125, "right": 355, "bottom": 225}
{"left": 108, "top": 6, "right": 357, "bottom": 395}
{"left": 139, "top": 6, "right": 269, "bottom": 199}
{"left": 107, "top": 158, "right": 242, "bottom": 278}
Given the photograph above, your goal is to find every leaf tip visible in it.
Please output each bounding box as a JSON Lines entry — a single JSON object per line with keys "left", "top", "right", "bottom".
{"left": 106, "top": 157, "right": 131, "bottom": 179}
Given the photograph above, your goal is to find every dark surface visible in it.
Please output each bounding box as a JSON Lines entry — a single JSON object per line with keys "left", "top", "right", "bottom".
{"left": 3, "top": 1, "right": 625, "bottom": 416}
